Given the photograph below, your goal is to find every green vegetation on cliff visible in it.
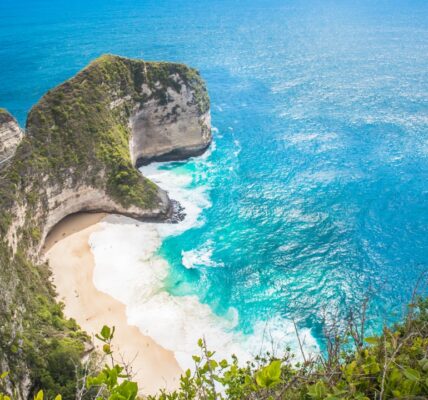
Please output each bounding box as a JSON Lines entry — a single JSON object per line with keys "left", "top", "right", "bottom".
{"left": 24, "top": 54, "right": 207, "bottom": 209}
{"left": 0, "top": 244, "right": 88, "bottom": 399}
{"left": 0, "top": 108, "right": 10, "bottom": 118}
{"left": 0, "top": 55, "right": 209, "bottom": 237}
{"left": 0, "top": 55, "right": 210, "bottom": 399}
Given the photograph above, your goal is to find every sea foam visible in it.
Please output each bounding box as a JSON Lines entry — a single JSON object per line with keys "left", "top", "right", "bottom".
{"left": 182, "top": 240, "right": 224, "bottom": 269}
{"left": 90, "top": 145, "right": 318, "bottom": 371}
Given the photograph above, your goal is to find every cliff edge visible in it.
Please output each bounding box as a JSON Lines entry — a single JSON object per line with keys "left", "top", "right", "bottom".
{"left": 0, "top": 55, "right": 211, "bottom": 398}
{"left": 1, "top": 54, "right": 211, "bottom": 254}
{"left": 0, "top": 109, "right": 24, "bottom": 169}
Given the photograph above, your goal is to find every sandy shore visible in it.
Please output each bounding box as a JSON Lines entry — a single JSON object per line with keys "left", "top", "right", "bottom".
{"left": 45, "top": 213, "right": 182, "bottom": 395}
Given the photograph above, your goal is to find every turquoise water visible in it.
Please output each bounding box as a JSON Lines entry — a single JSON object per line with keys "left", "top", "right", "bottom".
{"left": 1, "top": 0, "right": 428, "bottom": 348}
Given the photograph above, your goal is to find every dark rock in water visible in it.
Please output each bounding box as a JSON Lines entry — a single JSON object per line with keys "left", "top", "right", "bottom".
{"left": 167, "top": 199, "right": 186, "bottom": 223}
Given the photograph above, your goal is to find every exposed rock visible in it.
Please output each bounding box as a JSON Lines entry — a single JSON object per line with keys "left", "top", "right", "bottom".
{"left": 0, "top": 109, "right": 24, "bottom": 168}
{"left": 131, "top": 76, "right": 211, "bottom": 166}
{"left": 1, "top": 54, "right": 211, "bottom": 254}
{"left": 0, "top": 55, "right": 211, "bottom": 398}
{"left": 42, "top": 183, "right": 168, "bottom": 242}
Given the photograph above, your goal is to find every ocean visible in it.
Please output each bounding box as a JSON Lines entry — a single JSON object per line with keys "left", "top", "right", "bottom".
{"left": 1, "top": 0, "right": 427, "bottom": 367}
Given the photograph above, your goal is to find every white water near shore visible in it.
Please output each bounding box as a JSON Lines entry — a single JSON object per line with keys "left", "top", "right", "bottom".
{"left": 90, "top": 146, "right": 319, "bottom": 371}
{"left": 45, "top": 213, "right": 182, "bottom": 395}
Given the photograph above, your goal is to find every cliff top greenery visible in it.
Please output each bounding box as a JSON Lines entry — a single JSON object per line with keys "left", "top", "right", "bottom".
{"left": 0, "top": 55, "right": 209, "bottom": 399}
{"left": 0, "top": 55, "right": 209, "bottom": 238}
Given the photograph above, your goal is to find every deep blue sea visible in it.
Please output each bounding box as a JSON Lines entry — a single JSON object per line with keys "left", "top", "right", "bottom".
{"left": 1, "top": 0, "right": 428, "bottom": 355}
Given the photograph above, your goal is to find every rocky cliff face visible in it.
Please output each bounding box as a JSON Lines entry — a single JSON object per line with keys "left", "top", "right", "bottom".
{"left": 1, "top": 55, "right": 211, "bottom": 254}
{"left": 131, "top": 74, "right": 211, "bottom": 165}
{"left": 0, "top": 55, "right": 211, "bottom": 398}
{"left": 0, "top": 110, "right": 23, "bottom": 168}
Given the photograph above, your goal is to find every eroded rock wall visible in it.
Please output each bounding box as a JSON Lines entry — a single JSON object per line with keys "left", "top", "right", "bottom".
{"left": 130, "top": 76, "right": 211, "bottom": 166}
{"left": 0, "top": 55, "right": 211, "bottom": 399}
{"left": 0, "top": 110, "right": 23, "bottom": 168}
{"left": 1, "top": 55, "right": 211, "bottom": 255}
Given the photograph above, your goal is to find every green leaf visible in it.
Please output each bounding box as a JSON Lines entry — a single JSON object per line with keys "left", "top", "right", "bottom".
{"left": 0, "top": 372, "right": 9, "bottom": 379}
{"left": 255, "top": 370, "right": 267, "bottom": 388}
{"left": 364, "top": 337, "right": 378, "bottom": 345}
{"left": 389, "top": 368, "right": 402, "bottom": 383}
{"left": 255, "top": 360, "right": 282, "bottom": 388}
{"left": 114, "top": 380, "right": 138, "bottom": 400}
{"left": 403, "top": 368, "right": 420, "bottom": 382}
{"left": 34, "top": 390, "right": 44, "bottom": 400}
{"left": 418, "top": 358, "right": 428, "bottom": 372}
{"left": 344, "top": 360, "right": 357, "bottom": 379}
{"left": 101, "top": 325, "right": 111, "bottom": 340}
{"left": 267, "top": 360, "right": 281, "bottom": 381}
{"left": 308, "top": 381, "right": 328, "bottom": 399}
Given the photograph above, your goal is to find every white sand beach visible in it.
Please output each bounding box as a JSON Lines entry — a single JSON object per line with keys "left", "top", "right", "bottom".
{"left": 44, "top": 212, "right": 182, "bottom": 395}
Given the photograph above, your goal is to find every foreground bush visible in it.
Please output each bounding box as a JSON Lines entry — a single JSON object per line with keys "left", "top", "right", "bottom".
{"left": 149, "top": 298, "right": 428, "bottom": 400}
{"left": 1, "top": 298, "right": 427, "bottom": 400}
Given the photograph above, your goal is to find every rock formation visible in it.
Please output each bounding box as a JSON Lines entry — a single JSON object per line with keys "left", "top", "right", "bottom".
{"left": 0, "top": 109, "right": 23, "bottom": 168}
{"left": 1, "top": 54, "right": 211, "bottom": 253}
{"left": 0, "top": 55, "right": 211, "bottom": 398}
{"left": 131, "top": 76, "right": 211, "bottom": 165}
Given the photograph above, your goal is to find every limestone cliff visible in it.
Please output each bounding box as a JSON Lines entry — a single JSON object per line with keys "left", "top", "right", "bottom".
{"left": 131, "top": 73, "right": 211, "bottom": 165}
{"left": 0, "top": 110, "right": 23, "bottom": 168}
{"left": 1, "top": 54, "right": 211, "bottom": 253}
{"left": 0, "top": 55, "right": 211, "bottom": 398}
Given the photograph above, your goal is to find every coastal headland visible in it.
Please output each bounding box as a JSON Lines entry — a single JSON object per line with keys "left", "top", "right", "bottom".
{"left": 0, "top": 55, "right": 211, "bottom": 398}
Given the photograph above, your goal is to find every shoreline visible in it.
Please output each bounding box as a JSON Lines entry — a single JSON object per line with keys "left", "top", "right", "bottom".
{"left": 45, "top": 212, "right": 182, "bottom": 395}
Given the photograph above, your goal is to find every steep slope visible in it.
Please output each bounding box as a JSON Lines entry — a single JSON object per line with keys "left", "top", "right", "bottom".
{"left": 0, "top": 55, "right": 211, "bottom": 399}
{"left": 0, "top": 109, "right": 23, "bottom": 168}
